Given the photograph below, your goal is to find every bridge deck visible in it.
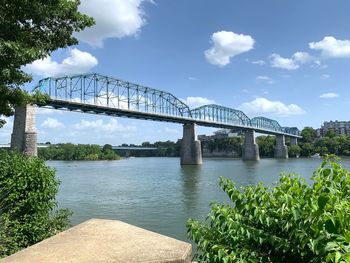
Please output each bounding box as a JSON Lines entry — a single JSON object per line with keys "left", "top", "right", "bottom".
{"left": 37, "top": 99, "right": 301, "bottom": 138}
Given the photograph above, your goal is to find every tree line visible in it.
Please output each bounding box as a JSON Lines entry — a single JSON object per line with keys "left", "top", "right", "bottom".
{"left": 38, "top": 143, "right": 120, "bottom": 160}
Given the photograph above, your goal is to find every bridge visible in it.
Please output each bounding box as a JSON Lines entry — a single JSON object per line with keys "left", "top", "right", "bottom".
{"left": 10, "top": 73, "right": 301, "bottom": 164}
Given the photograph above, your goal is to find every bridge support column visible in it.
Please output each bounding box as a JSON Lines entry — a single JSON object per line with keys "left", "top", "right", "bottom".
{"left": 180, "top": 123, "right": 202, "bottom": 165}
{"left": 290, "top": 137, "right": 298, "bottom": 146}
{"left": 275, "top": 135, "right": 288, "bottom": 159}
{"left": 11, "top": 105, "right": 37, "bottom": 156}
{"left": 243, "top": 130, "right": 259, "bottom": 161}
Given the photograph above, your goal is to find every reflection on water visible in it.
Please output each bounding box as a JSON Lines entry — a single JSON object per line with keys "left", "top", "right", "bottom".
{"left": 49, "top": 157, "right": 350, "bottom": 242}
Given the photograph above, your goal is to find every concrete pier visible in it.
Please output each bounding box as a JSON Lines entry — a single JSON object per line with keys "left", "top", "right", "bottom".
{"left": 10, "top": 105, "right": 37, "bottom": 156}
{"left": 1, "top": 219, "right": 192, "bottom": 263}
{"left": 290, "top": 137, "right": 298, "bottom": 145}
{"left": 242, "top": 130, "right": 259, "bottom": 161}
{"left": 180, "top": 123, "right": 202, "bottom": 165}
{"left": 275, "top": 135, "right": 288, "bottom": 159}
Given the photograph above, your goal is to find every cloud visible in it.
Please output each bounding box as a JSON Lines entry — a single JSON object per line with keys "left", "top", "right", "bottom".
{"left": 269, "top": 52, "right": 318, "bottom": 70}
{"left": 256, "top": 76, "right": 274, "bottom": 84}
{"left": 320, "top": 92, "right": 339, "bottom": 99}
{"left": 188, "top": 76, "right": 199, "bottom": 81}
{"left": 320, "top": 74, "right": 330, "bottom": 80}
{"left": 181, "top": 96, "right": 216, "bottom": 108}
{"left": 239, "top": 97, "right": 305, "bottom": 116}
{"left": 309, "top": 36, "right": 350, "bottom": 58}
{"left": 250, "top": 59, "right": 265, "bottom": 65}
{"left": 269, "top": 53, "right": 300, "bottom": 70}
{"left": 73, "top": 118, "right": 136, "bottom": 133}
{"left": 205, "top": 31, "right": 255, "bottom": 66}
{"left": 292, "top": 52, "right": 314, "bottom": 64}
{"left": 41, "top": 118, "right": 65, "bottom": 129}
{"left": 76, "top": 0, "right": 149, "bottom": 47}
{"left": 23, "top": 48, "right": 98, "bottom": 77}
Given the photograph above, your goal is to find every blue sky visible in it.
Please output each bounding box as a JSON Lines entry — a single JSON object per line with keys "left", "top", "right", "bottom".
{"left": 2, "top": 0, "right": 350, "bottom": 145}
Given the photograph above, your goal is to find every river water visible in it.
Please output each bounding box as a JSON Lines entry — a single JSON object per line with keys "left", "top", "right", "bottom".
{"left": 48, "top": 157, "right": 350, "bottom": 242}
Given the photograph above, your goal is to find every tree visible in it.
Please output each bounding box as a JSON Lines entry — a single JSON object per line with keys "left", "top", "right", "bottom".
{"left": 257, "top": 136, "right": 275, "bottom": 157}
{"left": 187, "top": 157, "right": 350, "bottom": 262}
{"left": 301, "top": 127, "right": 316, "bottom": 143}
{"left": 0, "top": 0, "right": 94, "bottom": 127}
{"left": 0, "top": 150, "right": 71, "bottom": 257}
{"left": 288, "top": 144, "right": 301, "bottom": 158}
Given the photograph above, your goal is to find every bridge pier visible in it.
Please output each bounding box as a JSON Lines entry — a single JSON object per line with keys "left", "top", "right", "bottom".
{"left": 11, "top": 105, "right": 37, "bottom": 156}
{"left": 180, "top": 123, "right": 202, "bottom": 165}
{"left": 290, "top": 137, "right": 298, "bottom": 145}
{"left": 242, "top": 130, "right": 259, "bottom": 161}
{"left": 275, "top": 135, "right": 288, "bottom": 159}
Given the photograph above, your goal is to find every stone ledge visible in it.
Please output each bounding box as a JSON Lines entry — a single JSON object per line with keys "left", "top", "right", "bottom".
{"left": 1, "top": 218, "right": 192, "bottom": 263}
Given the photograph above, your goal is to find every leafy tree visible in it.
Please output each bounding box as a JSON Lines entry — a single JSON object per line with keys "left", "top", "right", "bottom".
{"left": 300, "top": 142, "right": 314, "bottom": 157}
{"left": 301, "top": 127, "right": 316, "bottom": 143}
{"left": 187, "top": 157, "right": 350, "bottom": 262}
{"left": 288, "top": 144, "right": 301, "bottom": 158}
{"left": 325, "top": 129, "right": 337, "bottom": 138}
{"left": 0, "top": 0, "right": 94, "bottom": 126}
{"left": 0, "top": 150, "right": 71, "bottom": 257}
{"left": 257, "top": 136, "right": 275, "bottom": 157}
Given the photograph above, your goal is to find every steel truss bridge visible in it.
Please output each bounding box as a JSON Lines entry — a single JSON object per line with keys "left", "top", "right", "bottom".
{"left": 35, "top": 73, "right": 300, "bottom": 138}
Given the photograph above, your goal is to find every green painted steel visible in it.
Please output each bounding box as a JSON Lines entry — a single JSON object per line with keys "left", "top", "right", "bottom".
{"left": 34, "top": 73, "right": 301, "bottom": 137}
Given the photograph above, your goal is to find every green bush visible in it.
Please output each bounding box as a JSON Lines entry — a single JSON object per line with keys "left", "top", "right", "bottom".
{"left": 187, "top": 157, "right": 350, "bottom": 262}
{"left": 0, "top": 150, "right": 71, "bottom": 257}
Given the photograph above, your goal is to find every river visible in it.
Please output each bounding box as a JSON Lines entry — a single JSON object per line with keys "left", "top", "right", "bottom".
{"left": 48, "top": 157, "right": 350, "bottom": 242}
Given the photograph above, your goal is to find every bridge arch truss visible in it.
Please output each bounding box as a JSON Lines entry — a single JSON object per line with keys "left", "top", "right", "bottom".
{"left": 36, "top": 73, "right": 192, "bottom": 118}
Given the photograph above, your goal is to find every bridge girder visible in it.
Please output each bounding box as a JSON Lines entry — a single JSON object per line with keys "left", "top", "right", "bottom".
{"left": 36, "top": 73, "right": 192, "bottom": 118}
{"left": 190, "top": 104, "right": 251, "bottom": 126}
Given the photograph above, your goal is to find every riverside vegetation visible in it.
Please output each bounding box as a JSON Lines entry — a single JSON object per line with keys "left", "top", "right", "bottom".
{"left": 187, "top": 156, "right": 350, "bottom": 262}
{"left": 0, "top": 151, "right": 71, "bottom": 257}
{"left": 38, "top": 143, "right": 120, "bottom": 160}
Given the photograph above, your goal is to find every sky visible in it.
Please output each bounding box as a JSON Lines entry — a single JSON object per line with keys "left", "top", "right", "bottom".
{"left": 2, "top": 0, "right": 350, "bottom": 145}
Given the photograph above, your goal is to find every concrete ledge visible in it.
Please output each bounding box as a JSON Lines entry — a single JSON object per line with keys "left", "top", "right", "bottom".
{"left": 1, "top": 219, "right": 192, "bottom": 263}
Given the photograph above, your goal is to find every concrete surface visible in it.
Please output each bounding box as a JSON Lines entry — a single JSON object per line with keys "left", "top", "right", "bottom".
{"left": 275, "top": 135, "right": 289, "bottom": 159}
{"left": 180, "top": 124, "right": 202, "bottom": 165}
{"left": 1, "top": 219, "right": 192, "bottom": 263}
{"left": 242, "top": 130, "right": 260, "bottom": 161}
{"left": 10, "top": 105, "right": 37, "bottom": 156}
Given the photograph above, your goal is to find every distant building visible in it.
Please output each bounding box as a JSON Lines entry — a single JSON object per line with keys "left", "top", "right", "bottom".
{"left": 316, "top": 121, "right": 350, "bottom": 137}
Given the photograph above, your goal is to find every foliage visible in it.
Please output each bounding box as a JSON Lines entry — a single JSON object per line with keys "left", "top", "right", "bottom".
{"left": 257, "top": 136, "right": 276, "bottom": 158}
{"left": 0, "top": 150, "right": 71, "bottom": 257}
{"left": 301, "top": 127, "right": 316, "bottom": 143}
{"left": 202, "top": 137, "right": 243, "bottom": 156}
{"left": 38, "top": 143, "right": 121, "bottom": 161}
{"left": 0, "top": 0, "right": 94, "bottom": 126}
{"left": 288, "top": 144, "right": 301, "bottom": 158}
{"left": 187, "top": 157, "right": 350, "bottom": 262}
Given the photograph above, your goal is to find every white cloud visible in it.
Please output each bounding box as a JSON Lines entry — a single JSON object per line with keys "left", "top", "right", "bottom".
{"left": 76, "top": 0, "right": 149, "bottom": 47}
{"left": 205, "top": 31, "right": 255, "bottom": 66}
{"left": 320, "top": 92, "right": 339, "bottom": 99}
{"left": 181, "top": 97, "right": 216, "bottom": 108}
{"left": 320, "top": 74, "right": 330, "bottom": 80}
{"left": 269, "top": 53, "right": 300, "bottom": 70}
{"left": 23, "top": 48, "right": 98, "bottom": 77}
{"left": 73, "top": 118, "right": 136, "bottom": 133}
{"left": 256, "top": 76, "right": 274, "bottom": 84}
{"left": 292, "top": 52, "right": 313, "bottom": 64}
{"left": 309, "top": 36, "right": 350, "bottom": 58}
{"left": 239, "top": 97, "right": 305, "bottom": 116}
{"left": 41, "top": 118, "right": 65, "bottom": 129}
{"left": 188, "top": 76, "right": 199, "bottom": 81}
{"left": 250, "top": 59, "right": 265, "bottom": 65}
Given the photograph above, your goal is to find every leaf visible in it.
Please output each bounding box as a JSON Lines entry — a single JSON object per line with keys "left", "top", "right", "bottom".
{"left": 318, "top": 195, "right": 329, "bottom": 211}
